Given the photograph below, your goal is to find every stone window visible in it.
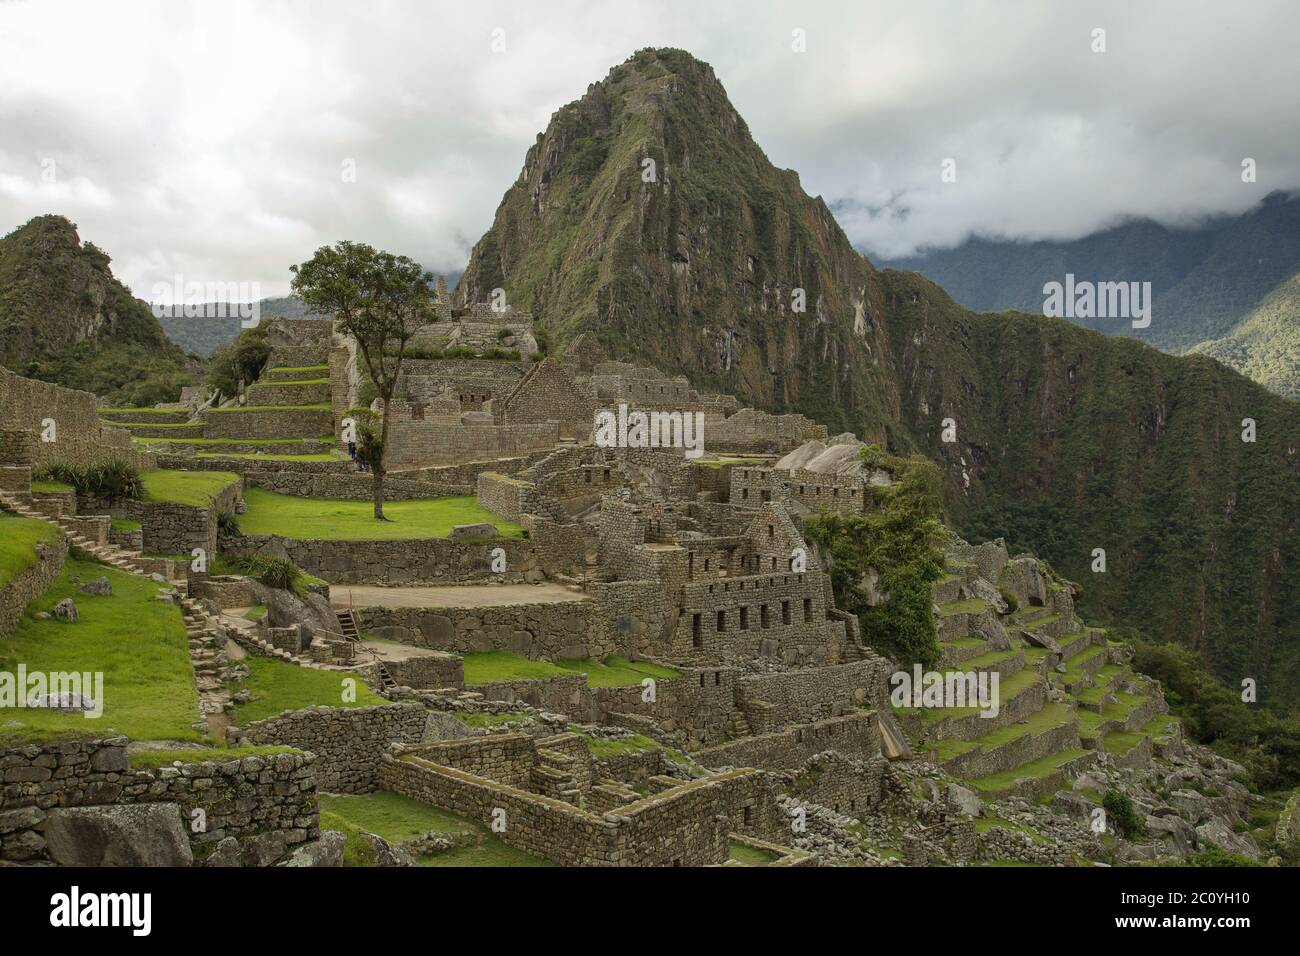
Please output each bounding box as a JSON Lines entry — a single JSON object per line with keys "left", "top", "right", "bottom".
{"left": 743, "top": 806, "right": 753, "bottom": 826}
{"left": 770, "top": 556, "right": 777, "bottom": 569}
{"left": 781, "top": 600, "right": 791, "bottom": 625}
{"left": 714, "top": 672, "right": 721, "bottom": 686}
{"left": 768, "top": 524, "right": 774, "bottom": 538}
{"left": 761, "top": 490, "right": 770, "bottom": 502}
{"left": 741, "top": 488, "right": 749, "bottom": 500}
{"left": 739, "top": 606, "right": 749, "bottom": 630}
{"left": 760, "top": 605, "right": 770, "bottom": 629}
{"left": 804, "top": 597, "right": 812, "bottom": 622}
{"left": 585, "top": 471, "right": 592, "bottom": 484}
{"left": 692, "top": 613, "right": 702, "bottom": 648}
{"left": 717, "top": 609, "right": 726, "bottom": 633}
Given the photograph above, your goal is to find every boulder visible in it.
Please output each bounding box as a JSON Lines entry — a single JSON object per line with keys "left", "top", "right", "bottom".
{"left": 283, "top": 831, "right": 346, "bottom": 867}
{"left": 78, "top": 576, "right": 112, "bottom": 597}
{"left": 1196, "top": 819, "right": 1260, "bottom": 859}
{"left": 946, "top": 784, "right": 982, "bottom": 817}
{"left": 52, "top": 598, "right": 78, "bottom": 622}
{"left": 259, "top": 584, "right": 340, "bottom": 640}
{"left": 44, "top": 804, "right": 193, "bottom": 866}
{"left": 1144, "top": 813, "right": 1196, "bottom": 857}
{"left": 204, "top": 837, "right": 243, "bottom": 867}
{"left": 450, "top": 523, "right": 498, "bottom": 539}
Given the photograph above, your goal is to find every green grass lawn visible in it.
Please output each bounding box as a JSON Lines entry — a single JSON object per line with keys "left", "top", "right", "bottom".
{"left": 30, "top": 480, "right": 74, "bottom": 494}
{"left": 552, "top": 655, "right": 681, "bottom": 687}
{"left": 137, "top": 436, "right": 331, "bottom": 446}
{"left": 461, "top": 651, "right": 680, "bottom": 688}
{"left": 110, "top": 518, "right": 141, "bottom": 533}
{"left": 455, "top": 711, "right": 528, "bottom": 728}
{"left": 141, "top": 469, "right": 240, "bottom": 507}
{"left": 0, "top": 514, "right": 59, "bottom": 588}
{"left": 319, "top": 791, "right": 551, "bottom": 867}
{"left": 729, "top": 841, "right": 779, "bottom": 865}
{"left": 256, "top": 378, "right": 330, "bottom": 386}
{"left": 237, "top": 488, "right": 522, "bottom": 540}
{"left": 461, "top": 651, "right": 570, "bottom": 683}
{"left": 938, "top": 597, "right": 989, "bottom": 616}
{"left": 231, "top": 657, "right": 386, "bottom": 724}
{"left": 968, "top": 748, "right": 1089, "bottom": 793}
{"left": 0, "top": 557, "right": 203, "bottom": 744}
{"left": 269, "top": 364, "right": 329, "bottom": 372}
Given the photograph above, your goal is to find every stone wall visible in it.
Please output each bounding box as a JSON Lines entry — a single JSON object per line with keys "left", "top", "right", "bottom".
{"left": 476, "top": 472, "right": 539, "bottom": 523}
{"left": 381, "top": 748, "right": 767, "bottom": 866}
{"left": 0, "top": 737, "right": 318, "bottom": 864}
{"left": 385, "top": 418, "right": 557, "bottom": 468}
{"left": 736, "top": 659, "right": 891, "bottom": 734}
{"left": 230, "top": 703, "right": 430, "bottom": 793}
{"left": 694, "top": 711, "right": 881, "bottom": 771}
{"left": 224, "top": 535, "right": 543, "bottom": 586}
{"left": 498, "top": 357, "right": 595, "bottom": 441}
{"left": 0, "top": 367, "right": 153, "bottom": 472}
{"left": 201, "top": 407, "right": 333, "bottom": 439}
{"left": 0, "top": 530, "right": 66, "bottom": 638}
{"left": 354, "top": 596, "right": 605, "bottom": 661}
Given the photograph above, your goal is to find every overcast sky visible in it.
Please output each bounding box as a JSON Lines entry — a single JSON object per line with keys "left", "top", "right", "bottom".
{"left": 2, "top": 0, "right": 1298, "bottom": 301}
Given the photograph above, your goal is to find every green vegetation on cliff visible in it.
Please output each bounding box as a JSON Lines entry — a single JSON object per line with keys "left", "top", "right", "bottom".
{"left": 806, "top": 451, "right": 947, "bottom": 668}
{"left": 0, "top": 215, "right": 193, "bottom": 405}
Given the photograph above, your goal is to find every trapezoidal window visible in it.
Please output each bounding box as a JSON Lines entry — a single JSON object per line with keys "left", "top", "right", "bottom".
{"left": 782, "top": 600, "right": 791, "bottom": 625}
{"left": 716, "top": 609, "right": 727, "bottom": 633}
{"left": 803, "top": 597, "right": 812, "bottom": 622}
{"left": 692, "top": 613, "right": 702, "bottom": 648}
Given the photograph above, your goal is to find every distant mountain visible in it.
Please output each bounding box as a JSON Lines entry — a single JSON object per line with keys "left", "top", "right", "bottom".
{"left": 887, "top": 191, "right": 1300, "bottom": 398}
{"left": 0, "top": 215, "right": 193, "bottom": 405}
{"left": 159, "top": 271, "right": 463, "bottom": 356}
{"left": 158, "top": 297, "right": 322, "bottom": 357}
{"left": 458, "top": 47, "right": 1300, "bottom": 706}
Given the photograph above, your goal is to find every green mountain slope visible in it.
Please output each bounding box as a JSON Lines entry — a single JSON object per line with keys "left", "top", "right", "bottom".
{"left": 0, "top": 215, "right": 193, "bottom": 405}
{"left": 458, "top": 47, "right": 1300, "bottom": 707}
{"left": 1191, "top": 271, "right": 1300, "bottom": 399}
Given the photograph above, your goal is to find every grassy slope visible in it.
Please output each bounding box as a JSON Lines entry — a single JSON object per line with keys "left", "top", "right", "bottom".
{"left": 0, "top": 557, "right": 202, "bottom": 743}
{"left": 237, "top": 488, "right": 522, "bottom": 540}
{"left": 461, "top": 651, "right": 680, "bottom": 687}
{"left": 231, "top": 657, "right": 385, "bottom": 724}
{"left": 0, "top": 514, "right": 59, "bottom": 587}
{"left": 319, "top": 791, "right": 550, "bottom": 867}
{"left": 141, "top": 469, "right": 240, "bottom": 507}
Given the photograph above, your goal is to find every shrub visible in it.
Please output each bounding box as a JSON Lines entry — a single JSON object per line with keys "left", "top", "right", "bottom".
{"left": 83, "top": 459, "right": 142, "bottom": 500}
{"left": 36, "top": 459, "right": 141, "bottom": 501}
{"left": 1102, "top": 789, "right": 1144, "bottom": 839}
{"left": 216, "top": 511, "right": 241, "bottom": 537}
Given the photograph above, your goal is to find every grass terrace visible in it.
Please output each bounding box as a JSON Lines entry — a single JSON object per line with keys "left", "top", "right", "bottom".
{"left": 0, "top": 557, "right": 203, "bottom": 744}
{"left": 205, "top": 403, "right": 331, "bottom": 412}
{"left": 269, "top": 364, "right": 329, "bottom": 373}
{"left": 110, "top": 518, "right": 141, "bottom": 533}
{"left": 237, "top": 488, "right": 522, "bottom": 540}
{"left": 937, "top": 597, "right": 988, "bottom": 616}
{"left": 319, "top": 791, "right": 550, "bottom": 867}
{"left": 141, "top": 469, "right": 240, "bottom": 507}
{"left": 231, "top": 657, "right": 386, "bottom": 724}
{"left": 0, "top": 514, "right": 60, "bottom": 588}
{"left": 30, "top": 480, "right": 74, "bottom": 494}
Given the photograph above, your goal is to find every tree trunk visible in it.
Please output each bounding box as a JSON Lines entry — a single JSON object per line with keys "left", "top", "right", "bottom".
{"left": 373, "top": 395, "right": 395, "bottom": 520}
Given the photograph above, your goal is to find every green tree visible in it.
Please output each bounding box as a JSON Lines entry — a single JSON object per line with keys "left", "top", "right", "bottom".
{"left": 290, "top": 242, "right": 434, "bottom": 518}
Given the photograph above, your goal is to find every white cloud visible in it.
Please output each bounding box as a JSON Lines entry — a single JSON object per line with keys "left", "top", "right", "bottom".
{"left": 2, "top": 0, "right": 1297, "bottom": 295}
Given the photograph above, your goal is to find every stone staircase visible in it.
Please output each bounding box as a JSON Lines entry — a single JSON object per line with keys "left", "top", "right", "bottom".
{"left": 334, "top": 609, "right": 397, "bottom": 691}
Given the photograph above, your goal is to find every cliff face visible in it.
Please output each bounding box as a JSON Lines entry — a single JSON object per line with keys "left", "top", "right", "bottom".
{"left": 460, "top": 48, "right": 1300, "bottom": 704}
{"left": 0, "top": 215, "right": 191, "bottom": 405}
